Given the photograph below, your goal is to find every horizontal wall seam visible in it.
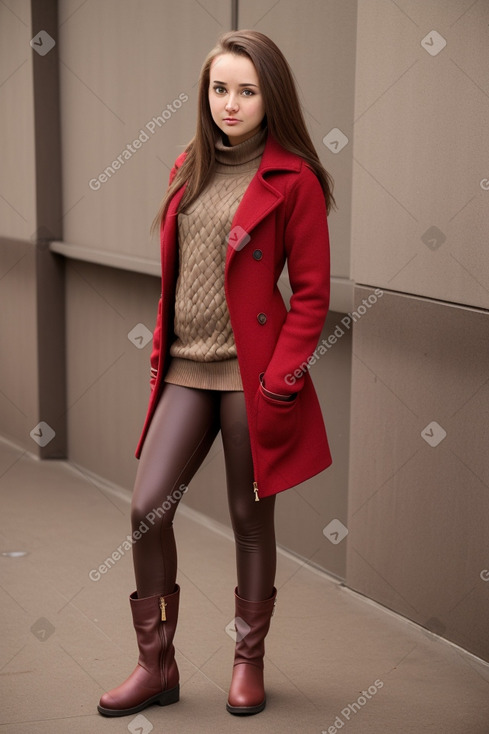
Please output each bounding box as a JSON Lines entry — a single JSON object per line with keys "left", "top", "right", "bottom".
{"left": 49, "top": 240, "right": 160, "bottom": 276}
{"left": 50, "top": 240, "right": 356, "bottom": 313}
{"left": 355, "top": 283, "right": 489, "bottom": 316}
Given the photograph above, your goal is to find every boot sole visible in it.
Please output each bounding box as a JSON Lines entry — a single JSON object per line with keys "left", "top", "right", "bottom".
{"left": 97, "top": 684, "right": 179, "bottom": 717}
{"left": 226, "top": 697, "right": 266, "bottom": 716}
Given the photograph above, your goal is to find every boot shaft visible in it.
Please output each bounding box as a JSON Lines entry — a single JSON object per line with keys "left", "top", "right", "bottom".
{"left": 232, "top": 587, "right": 277, "bottom": 668}
{"left": 129, "top": 585, "right": 180, "bottom": 690}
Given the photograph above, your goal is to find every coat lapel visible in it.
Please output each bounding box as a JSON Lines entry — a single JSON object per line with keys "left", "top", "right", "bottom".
{"left": 226, "top": 133, "right": 300, "bottom": 261}
{"left": 229, "top": 173, "right": 282, "bottom": 242}
{"left": 162, "top": 134, "right": 301, "bottom": 267}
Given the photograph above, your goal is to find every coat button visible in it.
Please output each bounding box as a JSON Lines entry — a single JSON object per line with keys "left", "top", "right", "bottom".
{"left": 252, "top": 249, "right": 263, "bottom": 260}
{"left": 257, "top": 312, "right": 267, "bottom": 325}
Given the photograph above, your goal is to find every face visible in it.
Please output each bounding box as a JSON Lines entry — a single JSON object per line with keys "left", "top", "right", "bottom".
{"left": 208, "top": 53, "right": 265, "bottom": 146}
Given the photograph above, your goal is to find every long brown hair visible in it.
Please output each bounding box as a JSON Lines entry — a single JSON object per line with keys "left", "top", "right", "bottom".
{"left": 151, "top": 30, "right": 336, "bottom": 234}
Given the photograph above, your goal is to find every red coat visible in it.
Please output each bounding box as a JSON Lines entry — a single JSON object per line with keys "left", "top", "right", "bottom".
{"left": 136, "top": 133, "right": 332, "bottom": 498}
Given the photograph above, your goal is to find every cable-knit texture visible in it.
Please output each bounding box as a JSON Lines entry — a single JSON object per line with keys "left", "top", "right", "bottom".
{"left": 164, "top": 128, "right": 267, "bottom": 391}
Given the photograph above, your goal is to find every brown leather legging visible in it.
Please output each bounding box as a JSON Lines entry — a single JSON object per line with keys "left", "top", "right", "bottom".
{"left": 131, "top": 383, "right": 276, "bottom": 602}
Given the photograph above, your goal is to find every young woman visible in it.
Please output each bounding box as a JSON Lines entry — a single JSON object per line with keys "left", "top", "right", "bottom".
{"left": 98, "top": 29, "right": 334, "bottom": 719}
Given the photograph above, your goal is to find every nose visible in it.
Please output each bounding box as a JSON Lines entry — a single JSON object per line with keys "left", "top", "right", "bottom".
{"left": 225, "top": 94, "right": 239, "bottom": 112}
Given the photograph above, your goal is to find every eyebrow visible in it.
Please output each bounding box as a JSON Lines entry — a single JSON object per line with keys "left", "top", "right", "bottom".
{"left": 212, "top": 80, "right": 259, "bottom": 87}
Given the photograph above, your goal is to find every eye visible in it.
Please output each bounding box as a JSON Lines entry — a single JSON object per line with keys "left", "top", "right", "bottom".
{"left": 213, "top": 85, "right": 226, "bottom": 95}
{"left": 242, "top": 89, "right": 255, "bottom": 96}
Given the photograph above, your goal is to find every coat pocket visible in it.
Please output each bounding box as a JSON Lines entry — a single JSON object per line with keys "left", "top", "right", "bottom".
{"left": 254, "top": 384, "right": 301, "bottom": 452}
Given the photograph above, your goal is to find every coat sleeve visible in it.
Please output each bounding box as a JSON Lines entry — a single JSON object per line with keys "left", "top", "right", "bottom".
{"left": 148, "top": 153, "right": 186, "bottom": 391}
{"left": 263, "top": 164, "right": 331, "bottom": 396}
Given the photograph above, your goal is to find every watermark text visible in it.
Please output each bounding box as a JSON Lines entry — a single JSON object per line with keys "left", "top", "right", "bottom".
{"left": 285, "top": 289, "right": 384, "bottom": 386}
{"left": 89, "top": 93, "right": 189, "bottom": 191}
{"left": 89, "top": 483, "right": 187, "bottom": 581}
{"left": 322, "top": 679, "right": 384, "bottom": 732}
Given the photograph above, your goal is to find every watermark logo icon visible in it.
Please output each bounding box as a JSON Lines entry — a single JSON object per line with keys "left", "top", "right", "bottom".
{"left": 30, "top": 421, "right": 56, "bottom": 447}
{"left": 30, "top": 30, "right": 56, "bottom": 56}
{"left": 421, "top": 31, "right": 447, "bottom": 57}
{"left": 225, "top": 616, "right": 251, "bottom": 643}
{"left": 421, "top": 226, "right": 446, "bottom": 251}
{"left": 323, "top": 128, "right": 349, "bottom": 154}
{"left": 30, "top": 617, "right": 55, "bottom": 642}
{"left": 128, "top": 323, "right": 153, "bottom": 349}
{"left": 128, "top": 713, "right": 153, "bottom": 734}
{"left": 323, "top": 519, "right": 349, "bottom": 545}
{"left": 228, "top": 226, "right": 250, "bottom": 252}
{"left": 421, "top": 421, "right": 446, "bottom": 447}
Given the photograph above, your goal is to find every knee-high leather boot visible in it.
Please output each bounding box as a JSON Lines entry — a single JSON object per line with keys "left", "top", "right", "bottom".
{"left": 97, "top": 585, "right": 180, "bottom": 717}
{"left": 226, "top": 587, "right": 277, "bottom": 715}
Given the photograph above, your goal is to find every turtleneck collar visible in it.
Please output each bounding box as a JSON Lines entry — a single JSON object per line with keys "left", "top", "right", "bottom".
{"left": 214, "top": 126, "right": 267, "bottom": 167}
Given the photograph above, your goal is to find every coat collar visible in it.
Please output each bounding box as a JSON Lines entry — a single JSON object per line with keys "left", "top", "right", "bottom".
{"left": 258, "top": 131, "right": 302, "bottom": 175}
{"left": 226, "top": 132, "right": 301, "bottom": 252}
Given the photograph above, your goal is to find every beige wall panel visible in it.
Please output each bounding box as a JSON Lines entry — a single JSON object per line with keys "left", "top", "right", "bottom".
{"left": 235, "top": 0, "right": 357, "bottom": 279}
{"left": 65, "top": 263, "right": 160, "bottom": 485}
{"left": 0, "top": 241, "right": 39, "bottom": 451}
{"left": 347, "top": 286, "right": 489, "bottom": 661}
{"left": 0, "top": 1, "right": 36, "bottom": 240}
{"left": 58, "top": 0, "right": 231, "bottom": 260}
{"left": 352, "top": 0, "right": 489, "bottom": 309}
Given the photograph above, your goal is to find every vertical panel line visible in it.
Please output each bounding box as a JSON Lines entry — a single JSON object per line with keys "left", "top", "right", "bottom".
{"left": 30, "top": 0, "right": 67, "bottom": 458}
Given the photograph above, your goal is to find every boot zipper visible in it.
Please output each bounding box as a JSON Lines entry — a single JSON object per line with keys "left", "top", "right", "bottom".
{"left": 253, "top": 481, "right": 260, "bottom": 501}
{"left": 159, "top": 598, "right": 168, "bottom": 689}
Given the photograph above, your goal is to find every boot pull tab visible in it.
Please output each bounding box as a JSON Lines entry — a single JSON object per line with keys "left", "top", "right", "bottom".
{"left": 159, "top": 597, "right": 167, "bottom": 621}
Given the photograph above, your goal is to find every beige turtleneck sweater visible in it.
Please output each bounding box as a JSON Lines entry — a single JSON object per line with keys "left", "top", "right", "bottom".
{"left": 164, "top": 127, "right": 267, "bottom": 391}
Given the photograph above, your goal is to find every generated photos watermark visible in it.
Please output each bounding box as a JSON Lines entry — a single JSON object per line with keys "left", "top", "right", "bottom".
{"left": 323, "top": 519, "right": 348, "bottom": 545}
{"left": 30, "top": 617, "right": 55, "bottom": 642}
{"left": 228, "top": 225, "right": 251, "bottom": 251}
{"left": 128, "top": 713, "right": 153, "bottom": 734}
{"left": 30, "top": 30, "right": 56, "bottom": 56}
{"left": 225, "top": 616, "right": 251, "bottom": 643}
{"left": 322, "top": 679, "right": 384, "bottom": 732}
{"left": 421, "top": 421, "right": 446, "bottom": 447}
{"left": 89, "top": 92, "right": 189, "bottom": 191}
{"left": 89, "top": 483, "right": 188, "bottom": 582}
{"left": 285, "top": 289, "right": 384, "bottom": 386}
{"left": 420, "top": 30, "right": 446, "bottom": 57}
{"left": 128, "top": 323, "right": 153, "bottom": 349}
{"left": 323, "top": 127, "right": 349, "bottom": 154}
{"left": 30, "top": 421, "right": 56, "bottom": 448}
